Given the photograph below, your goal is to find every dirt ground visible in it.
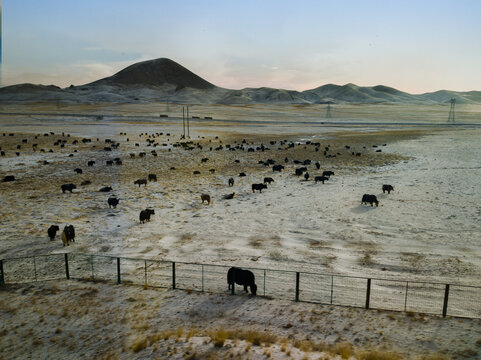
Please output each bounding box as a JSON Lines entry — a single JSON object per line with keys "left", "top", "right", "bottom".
{"left": 1, "top": 280, "right": 480, "bottom": 360}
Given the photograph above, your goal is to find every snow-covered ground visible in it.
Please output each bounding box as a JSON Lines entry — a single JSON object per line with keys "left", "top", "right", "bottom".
{"left": 0, "top": 118, "right": 479, "bottom": 286}
{"left": 1, "top": 106, "right": 480, "bottom": 359}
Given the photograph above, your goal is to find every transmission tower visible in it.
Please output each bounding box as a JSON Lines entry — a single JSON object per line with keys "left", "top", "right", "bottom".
{"left": 448, "top": 98, "right": 456, "bottom": 123}
{"left": 181, "top": 106, "right": 190, "bottom": 139}
{"left": 325, "top": 103, "right": 332, "bottom": 118}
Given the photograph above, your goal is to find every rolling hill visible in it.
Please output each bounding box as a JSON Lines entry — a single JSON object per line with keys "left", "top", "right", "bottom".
{"left": 1, "top": 58, "right": 480, "bottom": 105}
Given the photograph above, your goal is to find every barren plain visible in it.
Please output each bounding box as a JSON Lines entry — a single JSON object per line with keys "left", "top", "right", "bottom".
{"left": 0, "top": 103, "right": 480, "bottom": 359}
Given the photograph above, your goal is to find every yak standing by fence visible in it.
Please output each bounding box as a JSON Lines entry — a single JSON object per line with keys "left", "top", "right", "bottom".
{"left": 227, "top": 267, "right": 257, "bottom": 295}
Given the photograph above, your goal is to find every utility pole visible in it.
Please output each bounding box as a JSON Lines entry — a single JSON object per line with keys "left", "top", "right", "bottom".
{"left": 181, "top": 106, "right": 191, "bottom": 139}
{"left": 325, "top": 103, "right": 332, "bottom": 118}
{"left": 187, "top": 106, "right": 190, "bottom": 138}
{"left": 182, "top": 107, "right": 185, "bottom": 139}
{"left": 448, "top": 98, "right": 456, "bottom": 123}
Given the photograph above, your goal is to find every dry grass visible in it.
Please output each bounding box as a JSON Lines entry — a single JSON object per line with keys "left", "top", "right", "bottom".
{"left": 358, "top": 251, "right": 375, "bottom": 266}
{"left": 357, "top": 348, "right": 403, "bottom": 360}
{"left": 130, "top": 337, "right": 148, "bottom": 353}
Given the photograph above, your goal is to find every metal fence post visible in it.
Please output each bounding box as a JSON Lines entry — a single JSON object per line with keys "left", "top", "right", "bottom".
{"left": 295, "top": 272, "right": 300, "bottom": 302}
{"left": 263, "top": 269, "right": 266, "bottom": 296}
{"left": 443, "top": 284, "right": 450, "bottom": 317}
{"left": 172, "top": 262, "right": 176, "bottom": 289}
{"left": 117, "top": 258, "right": 121, "bottom": 284}
{"left": 0, "top": 260, "right": 4, "bottom": 286}
{"left": 64, "top": 254, "right": 70, "bottom": 280}
{"left": 201, "top": 265, "right": 204, "bottom": 292}
{"left": 365, "top": 278, "right": 371, "bottom": 309}
{"left": 404, "top": 282, "right": 409, "bottom": 312}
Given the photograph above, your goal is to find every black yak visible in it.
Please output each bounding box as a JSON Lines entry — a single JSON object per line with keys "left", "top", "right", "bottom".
{"left": 228, "top": 178, "right": 234, "bottom": 187}
{"left": 108, "top": 197, "right": 119, "bottom": 208}
{"left": 148, "top": 174, "right": 157, "bottom": 182}
{"left": 48, "top": 225, "right": 60, "bottom": 241}
{"left": 314, "top": 176, "right": 329, "bottom": 184}
{"left": 134, "top": 179, "right": 147, "bottom": 187}
{"left": 263, "top": 177, "right": 275, "bottom": 184}
{"left": 223, "top": 192, "right": 235, "bottom": 200}
{"left": 227, "top": 267, "right": 257, "bottom": 295}
{"left": 139, "top": 209, "right": 155, "bottom": 224}
{"left": 252, "top": 183, "right": 267, "bottom": 193}
{"left": 61, "top": 183, "right": 76, "bottom": 193}
{"left": 382, "top": 184, "right": 394, "bottom": 194}
{"left": 99, "top": 186, "right": 113, "bottom": 192}
{"left": 362, "top": 194, "right": 379, "bottom": 207}
{"left": 201, "top": 194, "right": 211, "bottom": 204}
{"left": 2, "top": 175, "right": 15, "bottom": 182}
{"left": 322, "top": 170, "right": 335, "bottom": 178}
{"left": 272, "top": 164, "right": 284, "bottom": 172}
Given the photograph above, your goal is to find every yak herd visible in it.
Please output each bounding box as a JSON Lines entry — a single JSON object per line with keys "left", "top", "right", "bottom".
{"left": 1, "top": 131, "right": 394, "bottom": 249}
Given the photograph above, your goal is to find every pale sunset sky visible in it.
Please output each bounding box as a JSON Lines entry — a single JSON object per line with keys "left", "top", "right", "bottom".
{"left": 1, "top": 0, "right": 480, "bottom": 93}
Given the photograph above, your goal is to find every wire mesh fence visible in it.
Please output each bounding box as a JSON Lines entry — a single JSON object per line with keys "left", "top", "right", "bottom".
{"left": 0, "top": 253, "right": 479, "bottom": 319}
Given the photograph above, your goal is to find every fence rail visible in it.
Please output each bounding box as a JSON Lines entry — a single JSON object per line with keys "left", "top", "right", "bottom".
{"left": 0, "top": 253, "right": 480, "bottom": 319}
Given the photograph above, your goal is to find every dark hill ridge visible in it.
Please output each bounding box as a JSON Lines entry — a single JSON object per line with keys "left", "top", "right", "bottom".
{"left": 1, "top": 57, "right": 480, "bottom": 104}
{"left": 89, "top": 58, "right": 216, "bottom": 90}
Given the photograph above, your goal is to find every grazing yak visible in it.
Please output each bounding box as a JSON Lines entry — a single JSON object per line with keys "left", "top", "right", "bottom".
{"left": 314, "top": 176, "right": 329, "bottom": 184}
{"left": 382, "top": 184, "right": 394, "bottom": 194}
{"left": 362, "top": 194, "right": 379, "bottom": 207}
{"left": 2, "top": 175, "right": 15, "bottom": 182}
{"left": 272, "top": 164, "right": 284, "bottom": 172}
{"left": 239, "top": 172, "right": 246, "bottom": 177}
{"left": 201, "top": 194, "right": 211, "bottom": 204}
{"left": 228, "top": 178, "right": 234, "bottom": 187}
{"left": 47, "top": 225, "right": 60, "bottom": 241}
{"left": 139, "top": 208, "right": 155, "bottom": 224}
{"left": 263, "top": 177, "right": 274, "bottom": 184}
{"left": 99, "top": 186, "right": 113, "bottom": 192}
{"left": 252, "top": 183, "right": 267, "bottom": 193}
{"left": 134, "top": 179, "right": 147, "bottom": 187}
{"left": 61, "top": 183, "right": 76, "bottom": 193}
{"left": 148, "top": 174, "right": 157, "bottom": 182}
{"left": 227, "top": 267, "right": 257, "bottom": 295}
{"left": 61, "top": 225, "right": 75, "bottom": 246}
{"left": 223, "top": 192, "right": 235, "bottom": 200}
{"left": 108, "top": 197, "right": 119, "bottom": 208}
{"left": 322, "top": 170, "right": 335, "bottom": 178}
{"left": 87, "top": 161, "right": 95, "bottom": 167}
{"left": 74, "top": 168, "right": 83, "bottom": 174}
{"left": 304, "top": 172, "right": 310, "bottom": 181}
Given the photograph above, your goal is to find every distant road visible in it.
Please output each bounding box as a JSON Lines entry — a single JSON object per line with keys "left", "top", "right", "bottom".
{"left": 0, "top": 111, "right": 480, "bottom": 128}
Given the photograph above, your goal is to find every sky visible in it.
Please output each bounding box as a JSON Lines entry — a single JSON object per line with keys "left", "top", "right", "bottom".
{"left": 2, "top": 0, "right": 481, "bottom": 93}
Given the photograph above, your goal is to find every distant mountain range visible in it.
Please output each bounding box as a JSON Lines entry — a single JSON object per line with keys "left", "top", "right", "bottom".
{"left": 1, "top": 58, "right": 480, "bottom": 105}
